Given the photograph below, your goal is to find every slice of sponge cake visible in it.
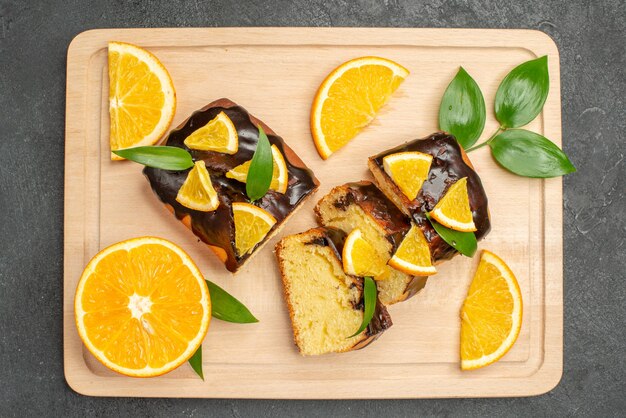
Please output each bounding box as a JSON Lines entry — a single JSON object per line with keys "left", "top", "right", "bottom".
{"left": 276, "top": 227, "right": 392, "bottom": 355}
{"left": 315, "top": 182, "right": 428, "bottom": 305}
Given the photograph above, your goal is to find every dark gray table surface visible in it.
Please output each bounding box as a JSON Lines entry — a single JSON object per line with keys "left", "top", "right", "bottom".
{"left": 1, "top": 0, "right": 624, "bottom": 416}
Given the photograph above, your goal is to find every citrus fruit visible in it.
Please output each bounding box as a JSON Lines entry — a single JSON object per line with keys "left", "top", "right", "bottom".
{"left": 383, "top": 151, "right": 433, "bottom": 201}
{"left": 226, "top": 144, "right": 289, "bottom": 194}
{"left": 342, "top": 228, "right": 391, "bottom": 280}
{"left": 232, "top": 202, "right": 277, "bottom": 256}
{"left": 311, "top": 56, "right": 409, "bottom": 159}
{"left": 388, "top": 224, "right": 437, "bottom": 276}
{"left": 108, "top": 42, "right": 176, "bottom": 160}
{"left": 74, "top": 237, "right": 210, "bottom": 377}
{"left": 461, "top": 250, "right": 523, "bottom": 370}
{"left": 183, "top": 111, "right": 238, "bottom": 154}
{"left": 429, "top": 177, "right": 476, "bottom": 232}
{"left": 175, "top": 161, "right": 220, "bottom": 212}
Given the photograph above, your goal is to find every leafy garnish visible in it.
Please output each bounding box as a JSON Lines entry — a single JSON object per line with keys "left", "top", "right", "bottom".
{"left": 246, "top": 126, "right": 274, "bottom": 201}
{"left": 490, "top": 129, "right": 576, "bottom": 177}
{"left": 439, "top": 67, "right": 486, "bottom": 149}
{"left": 112, "top": 146, "right": 194, "bottom": 170}
{"left": 205, "top": 280, "right": 259, "bottom": 323}
{"left": 188, "top": 346, "right": 204, "bottom": 380}
{"left": 426, "top": 213, "right": 477, "bottom": 257}
{"left": 495, "top": 56, "right": 549, "bottom": 129}
{"left": 348, "top": 276, "right": 377, "bottom": 338}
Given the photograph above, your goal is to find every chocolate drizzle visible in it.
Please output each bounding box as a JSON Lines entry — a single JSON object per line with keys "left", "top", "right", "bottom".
{"left": 371, "top": 132, "right": 491, "bottom": 261}
{"left": 144, "top": 99, "right": 319, "bottom": 272}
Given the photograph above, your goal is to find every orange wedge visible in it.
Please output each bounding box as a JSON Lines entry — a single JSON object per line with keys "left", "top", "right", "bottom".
{"left": 461, "top": 250, "right": 523, "bottom": 370}
{"left": 108, "top": 42, "right": 176, "bottom": 160}
{"left": 176, "top": 161, "right": 220, "bottom": 212}
{"left": 232, "top": 202, "right": 277, "bottom": 256}
{"left": 226, "top": 145, "right": 289, "bottom": 194}
{"left": 74, "top": 237, "right": 210, "bottom": 377}
{"left": 183, "top": 111, "right": 238, "bottom": 154}
{"left": 342, "top": 228, "right": 391, "bottom": 280}
{"left": 383, "top": 151, "right": 433, "bottom": 201}
{"left": 429, "top": 177, "right": 476, "bottom": 232}
{"left": 388, "top": 224, "right": 437, "bottom": 276}
{"left": 311, "top": 56, "right": 409, "bottom": 159}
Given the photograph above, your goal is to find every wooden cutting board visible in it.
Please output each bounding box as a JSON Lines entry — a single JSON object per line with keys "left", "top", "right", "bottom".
{"left": 64, "top": 28, "right": 563, "bottom": 398}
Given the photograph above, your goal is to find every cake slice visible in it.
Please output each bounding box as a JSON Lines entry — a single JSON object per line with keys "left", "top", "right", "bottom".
{"left": 144, "top": 98, "right": 320, "bottom": 272}
{"left": 315, "top": 182, "right": 428, "bottom": 305}
{"left": 276, "top": 227, "right": 392, "bottom": 355}
{"left": 368, "top": 132, "right": 491, "bottom": 261}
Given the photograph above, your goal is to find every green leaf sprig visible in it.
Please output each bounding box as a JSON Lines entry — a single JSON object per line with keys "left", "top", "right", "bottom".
{"left": 189, "top": 280, "right": 259, "bottom": 379}
{"left": 438, "top": 56, "right": 576, "bottom": 178}
{"left": 425, "top": 213, "right": 477, "bottom": 257}
{"left": 112, "top": 146, "right": 194, "bottom": 170}
{"left": 348, "top": 276, "right": 377, "bottom": 338}
{"left": 245, "top": 125, "right": 274, "bottom": 201}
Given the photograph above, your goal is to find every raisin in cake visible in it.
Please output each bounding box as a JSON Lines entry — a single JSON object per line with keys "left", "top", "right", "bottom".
{"left": 144, "top": 98, "right": 319, "bottom": 272}
{"left": 275, "top": 227, "right": 392, "bottom": 355}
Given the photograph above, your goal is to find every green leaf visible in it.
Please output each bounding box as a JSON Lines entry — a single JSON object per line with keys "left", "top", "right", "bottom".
{"left": 348, "top": 277, "right": 377, "bottom": 338}
{"left": 206, "top": 280, "right": 259, "bottom": 323}
{"left": 438, "top": 67, "right": 486, "bottom": 149}
{"left": 113, "top": 146, "right": 194, "bottom": 171}
{"left": 188, "top": 346, "right": 204, "bottom": 380}
{"left": 246, "top": 126, "right": 273, "bottom": 201}
{"left": 426, "top": 213, "right": 477, "bottom": 257}
{"left": 489, "top": 129, "right": 576, "bottom": 178}
{"left": 495, "top": 56, "right": 549, "bottom": 128}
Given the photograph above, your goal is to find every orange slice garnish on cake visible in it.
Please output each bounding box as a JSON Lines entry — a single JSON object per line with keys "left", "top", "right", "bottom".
{"left": 226, "top": 145, "right": 289, "bottom": 194}
{"left": 183, "top": 111, "right": 238, "bottom": 154}
{"left": 176, "top": 161, "right": 220, "bottom": 211}
{"left": 429, "top": 177, "right": 476, "bottom": 232}
{"left": 388, "top": 224, "right": 437, "bottom": 276}
{"left": 461, "top": 250, "right": 523, "bottom": 370}
{"left": 311, "top": 56, "right": 409, "bottom": 159}
{"left": 74, "top": 237, "right": 210, "bottom": 377}
{"left": 108, "top": 42, "right": 176, "bottom": 159}
{"left": 342, "top": 228, "right": 391, "bottom": 280}
{"left": 383, "top": 151, "right": 433, "bottom": 201}
{"left": 232, "top": 202, "right": 277, "bottom": 256}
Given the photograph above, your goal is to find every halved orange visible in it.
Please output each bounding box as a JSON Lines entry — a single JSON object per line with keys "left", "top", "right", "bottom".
{"left": 232, "top": 202, "right": 277, "bottom": 256}
{"left": 183, "top": 111, "right": 238, "bottom": 154}
{"left": 311, "top": 56, "right": 409, "bottom": 159}
{"left": 74, "top": 237, "right": 210, "bottom": 377}
{"left": 461, "top": 250, "right": 523, "bottom": 370}
{"left": 176, "top": 161, "right": 220, "bottom": 212}
{"left": 342, "top": 228, "right": 390, "bottom": 280}
{"left": 383, "top": 151, "right": 433, "bottom": 201}
{"left": 108, "top": 42, "right": 176, "bottom": 160}
{"left": 388, "top": 224, "right": 437, "bottom": 276}
{"left": 226, "top": 144, "right": 289, "bottom": 194}
{"left": 429, "top": 177, "right": 476, "bottom": 232}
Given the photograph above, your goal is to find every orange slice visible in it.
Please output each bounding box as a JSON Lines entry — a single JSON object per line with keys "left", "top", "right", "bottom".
{"left": 226, "top": 144, "right": 289, "bottom": 194}
{"left": 429, "top": 177, "right": 476, "bottom": 232}
{"left": 342, "top": 228, "right": 391, "bottom": 280}
{"left": 108, "top": 42, "right": 176, "bottom": 160}
{"left": 176, "top": 161, "right": 220, "bottom": 212}
{"left": 232, "top": 202, "right": 277, "bottom": 256}
{"left": 311, "top": 56, "right": 409, "bottom": 159}
{"left": 74, "top": 237, "right": 210, "bottom": 377}
{"left": 383, "top": 151, "right": 433, "bottom": 201}
{"left": 388, "top": 224, "right": 437, "bottom": 276}
{"left": 183, "top": 111, "right": 238, "bottom": 154}
{"left": 461, "top": 250, "right": 523, "bottom": 370}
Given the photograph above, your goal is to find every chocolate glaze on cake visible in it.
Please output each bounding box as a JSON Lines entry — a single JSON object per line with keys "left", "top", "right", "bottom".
{"left": 369, "top": 132, "right": 490, "bottom": 261}
{"left": 144, "top": 98, "right": 320, "bottom": 272}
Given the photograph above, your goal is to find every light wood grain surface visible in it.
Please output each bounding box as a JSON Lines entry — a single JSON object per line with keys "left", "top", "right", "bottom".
{"left": 64, "top": 27, "right": 563, "bottom": 398}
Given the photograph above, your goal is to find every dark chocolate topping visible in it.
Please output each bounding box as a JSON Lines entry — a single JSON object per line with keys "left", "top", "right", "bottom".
{"left": 371, "top": 132, "right": 491, "bottom": 261}
{"left": 144, "top": 99, "right": 319, "bottom": 272}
